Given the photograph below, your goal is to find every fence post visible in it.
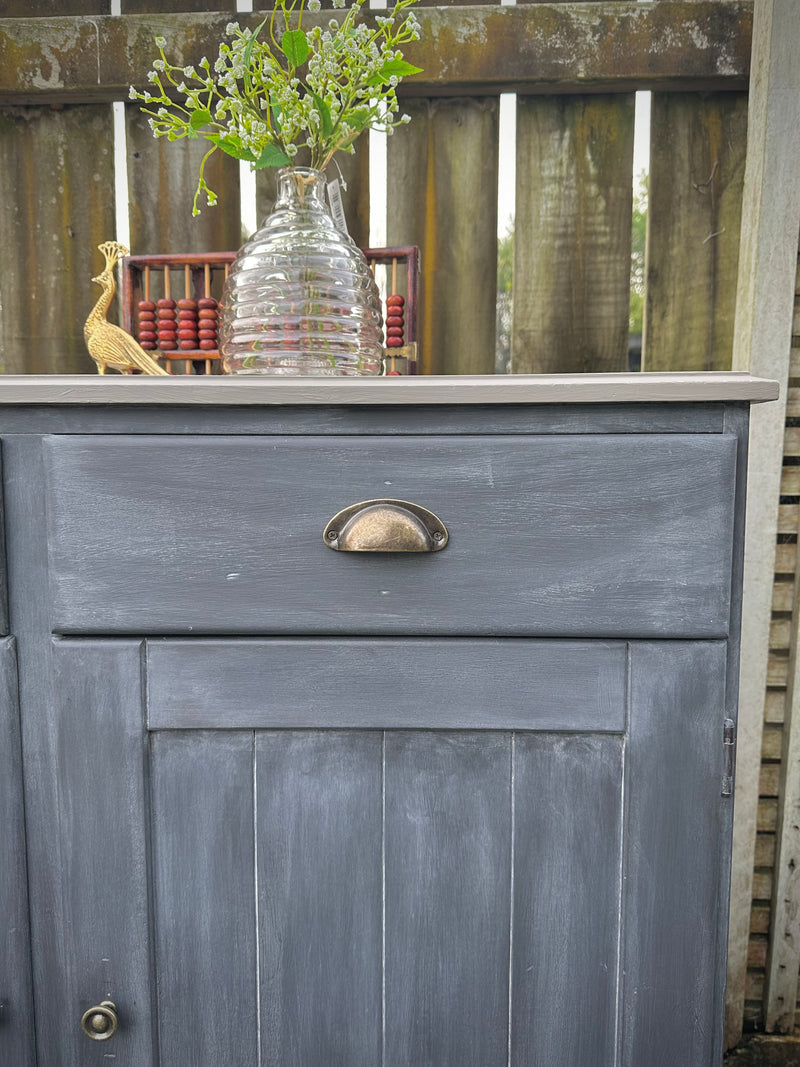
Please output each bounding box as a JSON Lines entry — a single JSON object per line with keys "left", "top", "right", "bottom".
{"left": 726, "top": 0, "right": 800, "bottom": 1047}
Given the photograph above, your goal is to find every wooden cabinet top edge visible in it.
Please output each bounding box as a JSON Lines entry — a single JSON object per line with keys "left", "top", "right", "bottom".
{"left": 0, "top": 373, "right": 778, "bottom": 407}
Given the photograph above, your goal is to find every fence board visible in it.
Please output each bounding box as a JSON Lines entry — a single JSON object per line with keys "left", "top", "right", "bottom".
{"left": 387, "top": 98, "right": 499, "bottom": 374}
{"left": 512, "top": 93, "right": 634, "bottom": 373}
{"left": 0, "top": 104, "right": 115, "bottom": 373}
{"left": 644, "top": 91, "right": 748, "bottom": 370}
{"left": 0, "top": 5, "right": 753, "bottom": 106}
{"left": 125, "top": 108, "right": 242, "bottom": 255}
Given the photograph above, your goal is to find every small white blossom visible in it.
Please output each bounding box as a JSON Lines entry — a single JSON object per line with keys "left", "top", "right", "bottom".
{"left": 225, "top": 22, "right": 240, "bottom": 35}
{"left": 154, "top": 36, "right": 166, "bottom": 48}
{"left": 152, "top": 59, "right": 165, "bottom": 71}
{"left": 129, "top": 85, "right": 138, "bottom": 99}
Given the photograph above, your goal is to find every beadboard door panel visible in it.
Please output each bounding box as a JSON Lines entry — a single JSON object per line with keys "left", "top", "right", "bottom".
{"left": 43, "top": 433, "right": 736, "bottom": 638}
{"left": 33, "top": 637, "right": 729, "bottom": 1066}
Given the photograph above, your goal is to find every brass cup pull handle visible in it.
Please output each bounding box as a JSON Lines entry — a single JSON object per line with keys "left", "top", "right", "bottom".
{"left": 324, "top": 499, "right": 448, "bottom": 552}
{"left": 81, "top": 1001, "right": 118, "bottom": 1041}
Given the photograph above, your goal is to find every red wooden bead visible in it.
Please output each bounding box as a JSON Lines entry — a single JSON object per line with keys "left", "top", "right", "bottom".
{"left": 138, "top": 330, "right": 157, "bottom": 342}
{"left": 198, "top": 308, "right": 218, "bottom": 321}
{"left": 386, "top": 315, "right": 404, "bottom": 328}
{"left": 386, "top": 337, "right": 404, "bottom": 348}
{"left": 199, "top": 339, "right": 217, "bottom": 350}
{"left": 386, "top": 295, "right": 405, "bottom": 307}
{"left": 179, "top": 340, "right": 198, "bottom": 350}
{"left": 386, "top": 327, "right": 404, "bottom": 338}
{"left": 177, "top": 309, "right": 197, "bottom": 321}
{"left": 157, "top": 298, "right": 176, "bottom": 308}
{"left": 198, "top": 328, "right": 217, "bottom": 340}
{"left": 159, "top": 340, "right": 178, "bottom": 350}
{"left": 158, "top": 310, "right": 176, "bottom": 323}
{"left": 177, "top": 298, "right": 197, "bottom": 309}
{"left": 140, "top": 341, "right": 157, "bottom": 350}
{"left": 138, "top": 300, "right": 156, "bottom": 311}
{"left": 198, "top": 297, "right": 218, "bottom": 309}
{"left": 157, "top": 333, "right": 177, "bottom": 343}
{"left": 177, "top": 329, "right": 198, "bottom": 341}
{"left": 137, "top": 310, "right": 156, "bottom": 322}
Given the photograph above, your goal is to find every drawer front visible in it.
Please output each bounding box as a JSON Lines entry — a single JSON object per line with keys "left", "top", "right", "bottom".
{"left": 44, "top": 433, "right": 736, "bottom": 636}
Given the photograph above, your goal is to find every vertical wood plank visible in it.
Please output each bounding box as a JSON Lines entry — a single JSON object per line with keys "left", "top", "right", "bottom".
{"left": 387, "top": 98, "right": 499, "bottom": 375}
{"left": 0, "top": 105, "right": 115, "bottom": 373}
{"left": 256, "top": 731, "right": 382, "bottom": 1067}
{"left": 727, "top": 0, "right": 800, "bottom": 1046}
{"left": 255, "top": 140, "right": 371, "bottom": 252}
{"left": 151, "top": 729, "right": 258, "bottom": 1063}
{"left": 623, "top": 641, "right": 728, "bottom": 1066}
{"left": 511, "top": 93, "right": 634, "bottom": 373}
{"left": 0, "top": 637, "right": 35, "bottom": 1065}
{"left": 644, "top": 92, "right": 748, "bottom": 371}
{"left": 49, "top": 639, "right": 155, "bottom": 1065}
{"left": 512, "top": 733, "right": 622, "bottom": 1066}
{"left": 126, "top": 108, "right": 243, "bottom": 254}
{"left": 384, "top": 731, "right": 511, "bottom": 1066}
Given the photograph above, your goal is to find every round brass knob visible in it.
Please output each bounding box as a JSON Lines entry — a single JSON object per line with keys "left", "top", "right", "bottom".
{"left": 81, "top": 1000, "right": 118, "bottom": 1041}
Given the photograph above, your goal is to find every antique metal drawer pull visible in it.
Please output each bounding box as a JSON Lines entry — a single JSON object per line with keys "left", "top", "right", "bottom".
{"left": 80, "top": 1000, "right": 118, "bottom": 1041}
{"left": 324, "top": 499, "right": 448, "bottom": 552}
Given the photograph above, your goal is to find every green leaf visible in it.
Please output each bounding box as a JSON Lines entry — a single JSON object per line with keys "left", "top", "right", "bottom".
{"left": 253, "top": 143, "right": 292, "bottom": 170}
{"left": 207, "top": 134, "right": 258, "bottom": 162}
{"left": 242, "top": 15, "right": 269, "bottom": 83}
{"left": 189, "top": 108, "right": 213, "bottom": 131}
{"left": 347, "top": 108, "right": 372, "bottom": 133}
{"left": 281, "top": 29, "right": 309, "bottom": 67}
{"left": 367, "top": 58, "right": 423, "bottom": 86}
{"left": 312, "top": 94, "right": 333, "bottom": 138}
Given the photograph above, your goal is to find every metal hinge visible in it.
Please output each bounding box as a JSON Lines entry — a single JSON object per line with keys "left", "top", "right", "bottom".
{"left": 722, "top": 718, "right": 736, "bottom": 797}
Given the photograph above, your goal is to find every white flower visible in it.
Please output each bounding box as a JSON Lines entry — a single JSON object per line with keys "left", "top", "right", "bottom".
{"left": 183, "top": 66, "right": 196, "bottom": 78}
{"left": 225, "top": 22, "right": 240, "bottom": 35}
{"left": 128, "top": 85, "right": 138, "bottom": 99}
{"left": 308, "top": 0, "right": 321, "bottom": 9}
{"left": 152, "top": 59, "right": 165, "bottom": 71}
{"left": 154, "top": 36, "right": 166, "bottom": 48}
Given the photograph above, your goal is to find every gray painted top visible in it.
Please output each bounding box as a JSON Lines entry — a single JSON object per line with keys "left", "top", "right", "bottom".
{"left": 0, "top": 373, "right": 779, "bottom": 406}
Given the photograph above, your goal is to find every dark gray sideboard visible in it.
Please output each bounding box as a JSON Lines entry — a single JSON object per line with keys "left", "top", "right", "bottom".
{"left": 0, "top": 373, "right": 778, "bottom": 1066}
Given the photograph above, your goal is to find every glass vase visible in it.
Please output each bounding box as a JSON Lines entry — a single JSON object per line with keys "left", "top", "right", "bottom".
{"left": 219, "top": 167, "right": 384, "bottom": 375}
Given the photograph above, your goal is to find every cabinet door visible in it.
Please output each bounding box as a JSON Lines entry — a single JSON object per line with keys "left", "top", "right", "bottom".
{"left": 42, "top": 638, "right": 729, "bottom": 1066}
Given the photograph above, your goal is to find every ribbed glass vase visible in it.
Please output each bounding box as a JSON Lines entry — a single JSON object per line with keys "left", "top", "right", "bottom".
{"left": 219, "top": 167, "right": 384, "bottom": 375}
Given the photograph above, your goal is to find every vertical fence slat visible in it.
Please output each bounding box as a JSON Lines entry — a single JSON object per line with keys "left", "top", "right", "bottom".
{"left": 254, "top": 140, "right": 370, "bottom": 252}
{"left": 726, "top": 0, "right": 800, "bottom": 1048}
{"left": 126, "top": 108, "right": 243, "bottom": 254}
{"left": 511, "top": 94, "right": 634, "bottom": 374}
{"left": 644, "top": 92, "right": 748, "bottom": 371}
{"left": 0, "top": 104, "right": 116, "bottom": 373}
{"left": 387, "top": 98, "right": 499, "bottom": 375}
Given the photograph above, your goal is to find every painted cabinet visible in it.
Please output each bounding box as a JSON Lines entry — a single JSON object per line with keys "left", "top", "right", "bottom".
{"left": 0, "top": 374, "right": 776, "bottom": 1066}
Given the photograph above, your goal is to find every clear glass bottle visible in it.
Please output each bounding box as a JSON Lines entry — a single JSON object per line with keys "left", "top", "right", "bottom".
{"left": 219, "top": 167, "right": 383, "bottom": 375}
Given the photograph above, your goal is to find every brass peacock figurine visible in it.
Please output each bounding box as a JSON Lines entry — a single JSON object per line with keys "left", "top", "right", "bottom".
{"left": 85, "top": 241, "right": 169, "bottom": 375}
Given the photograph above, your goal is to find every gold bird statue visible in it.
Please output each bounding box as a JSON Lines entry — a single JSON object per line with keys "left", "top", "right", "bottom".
{"left": 85, "top": 241, "right": 169, "bottom": 375}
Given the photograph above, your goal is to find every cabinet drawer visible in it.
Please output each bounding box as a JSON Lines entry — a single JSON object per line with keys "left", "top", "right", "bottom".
{"left": 44, "top": 433, "right": 736, "bottom": 637}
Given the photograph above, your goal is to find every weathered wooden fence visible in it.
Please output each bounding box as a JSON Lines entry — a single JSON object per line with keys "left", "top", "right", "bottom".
{"left": 4, "top": 0, "right": 800, "bottom": 1053}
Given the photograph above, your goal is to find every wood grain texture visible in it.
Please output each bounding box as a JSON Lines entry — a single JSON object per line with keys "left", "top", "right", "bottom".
{"left": 44, "top": 433, "right": 737, "bottom": 637}
{"left": 0, "top": 400, "right": 728, "bottom": 437}
{"left": 0, "top": 106, "right": 115, "bottom": 374}
{"left": 151, "top": 731, "right": 257, "bottom": 1064}
{"left": 384, "top": 731, "right": 511, "bottom": 1065}
{"left": 125, "top": 106, "right": 243, "bottom": 256}
{"left": 0, "top": 373, "right": 779, "bottom": 407}
{"left": 147, "top": 638, "right": 627, "bottom": 731}
{"left": 0, "top": 5, "right": 753, "bottom": 105}
{"left": 387, "top": 98, "right": 499, "bottom": 374}
{"left": 512, "top": 733, "right": 623, "bottom": 1066}
{"left": 512, "top": 93, "right": 634, "bottom": 373}
{"left": 728, "top": 0, "right": 800, "bottom": 1044}
{"left": 0, "top": 637, "right": 34, "bottom": 1065}
{"left": 256, "top": 731, "right": 382, "bottom": 1066}
{"left": 644, "top": 92, "right": 748, "bottom": 371}
{"left": 622, "top": 641, "right": 728, "bottom": 1065}
{"left": 49, "top": 639, "right": 155, "bottom": 1065}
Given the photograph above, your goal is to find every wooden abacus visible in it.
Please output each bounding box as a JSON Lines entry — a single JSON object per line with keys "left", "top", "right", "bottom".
{"left": 121, "top": 247, "right": 419, "bottom": 375}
